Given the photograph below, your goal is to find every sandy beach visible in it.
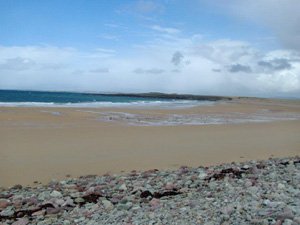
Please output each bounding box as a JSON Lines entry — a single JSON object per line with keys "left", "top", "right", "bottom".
{"left": 0, "top": 98, "right": 300, "bottom": 187}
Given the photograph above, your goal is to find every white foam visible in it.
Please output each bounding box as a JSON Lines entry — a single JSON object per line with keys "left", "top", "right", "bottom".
{"left": 0, "top": 100, "right": 213, "bottom": 109}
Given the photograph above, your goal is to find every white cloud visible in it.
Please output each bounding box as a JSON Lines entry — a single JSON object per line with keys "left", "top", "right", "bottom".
{"left": 98, "top": 34, "right": 119, "bottom": 41}
{"left": 151, "top": 25, "right": 180, "bottom": 34}
{"left": 0, "top": 34, "right": 299, "bottom": 97}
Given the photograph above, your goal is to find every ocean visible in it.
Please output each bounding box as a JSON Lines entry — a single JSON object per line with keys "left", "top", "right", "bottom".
{"left": 0, "top": 90, "right": 209, "bottom": 108}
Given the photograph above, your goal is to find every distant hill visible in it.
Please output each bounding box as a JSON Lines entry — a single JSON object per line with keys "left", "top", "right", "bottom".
{"left": 94, "top": 92, "right": 232, "bottom": 101}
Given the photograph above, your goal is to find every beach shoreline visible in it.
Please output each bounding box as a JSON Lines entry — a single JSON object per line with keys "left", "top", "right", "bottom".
{"left": 0, "top": 98, "right": 300, "bottom": 187}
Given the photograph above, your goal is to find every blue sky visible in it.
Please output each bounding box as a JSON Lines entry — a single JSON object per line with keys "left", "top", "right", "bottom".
{"left": 0, "top": 0, "right": 274, "bottom": 49}
{"left": 0, "top": 0, "right": 299, "bottom": 97}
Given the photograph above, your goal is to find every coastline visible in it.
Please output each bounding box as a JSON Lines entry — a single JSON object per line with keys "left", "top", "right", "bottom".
{"left": 0, "top": 98, "right": 300, "bottom": 187}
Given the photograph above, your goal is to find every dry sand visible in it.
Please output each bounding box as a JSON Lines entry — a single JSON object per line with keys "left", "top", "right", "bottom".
{"left": 0, "top": 98, "right": 300, "bottom": 187}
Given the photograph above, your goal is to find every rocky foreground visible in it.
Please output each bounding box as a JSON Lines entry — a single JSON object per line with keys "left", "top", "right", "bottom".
{"left": 1, "top": 157, "right": 299, "bottom": 225}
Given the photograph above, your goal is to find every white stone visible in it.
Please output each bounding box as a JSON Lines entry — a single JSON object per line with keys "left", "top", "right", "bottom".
{"left": 119, "top": 183, "right": 127, "bottom": 191}
{"left": 102, "top": 199, "right": 114, "bottom": 210}
{"left": 50, "top": 190, "right": 63, "bottom": 198}
{"left": 198, "top": 171, "right": 207, "bottom": 179}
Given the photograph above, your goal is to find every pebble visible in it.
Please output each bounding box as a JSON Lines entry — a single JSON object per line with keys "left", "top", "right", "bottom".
{"left": 74, "top": 197, "right": 85, "bottom": 203}
{"left": 0, "top": 199, "right": 10, "bottom": 209}
{"left": 0, "top": 156, "right": 299, "bottom": 225}
{"left": 102, "top": 199, "right": 114, "bottom": 210}
{"left": 11, "top": 218, "right": 29, "bottom": 225}
{"left": 50, "top": 190, "right": 63, "bottom": 198}
{"left": 149, "top": 198, "right": 160, "bottom": 208}
{"left": 32, "top": 209, "right": 46, "bottom": 217}
{"left": 0, "top": 207, "right": 14, "bottom": 217}
{"left": 119, "top": 183, "right": 127, "bottom": 191}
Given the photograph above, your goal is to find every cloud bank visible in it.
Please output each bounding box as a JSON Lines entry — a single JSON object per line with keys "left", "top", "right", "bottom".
{"left": 1, "top": 36, "right": 299, "bottom": 97}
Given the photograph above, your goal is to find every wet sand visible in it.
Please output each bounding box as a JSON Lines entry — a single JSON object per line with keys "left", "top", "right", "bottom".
{"left": 0, "top": 98, "right": 300, "bottom": 187}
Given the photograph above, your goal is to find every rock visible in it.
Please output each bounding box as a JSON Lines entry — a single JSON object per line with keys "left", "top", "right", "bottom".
{"left": 25, "top": 196, "right": 38, "bottom": 205}
{"left": 117, "top": 203, "right": 131, "bottom": 210}
{"left": 38, "top": 192, "right": 50, "bottom": 201}
{"left": 11, "top": 184, "right": 22, "bottom": 190}
{"left": 294, "top": 217, "right": 300, "bottom": 224}
{"left": 119, "top": 183, "right": 127, "bottom": 191}
{"left": 245, "top": 180, "right": 253, "bottom": 187}
{"left": 222, "top": 205, "right": 234, "bottom": 215}
{"left": 63, "top": 220, "right": 71, "bottom": 225}
{"left": 0, "top": 206, "right": 14, "bottom": 217}
{"left": 12, "top": 218, "right": 29, "bottom": 225}
{"left": 0, "top": 157, "right": 299, "bottom": 224}
{"left": 263, "top": 199, "right": 271, "bottom": 206}
{"left": 62, "top": 197, "right": 75, "bottom": 207}
{"left": 50, "top": 190, "right": 63, "bottom": 198}
{"left": 0, "top": 199, "right": 10, "bottom": 209}
{"left": 277, "top": 183, "right": 285, "bottom": 189}
{"left": 102, "top": 199, "right": 114, "bottom": 210}
{"left": 149, "top": 198, "right": 160, "bottom": 208}
{"left": 198, "top": 171, "right": 207, "bottom": 179}
{"left": 242, "top": 165, "right": 250, "bottom": 170}
{"left": 282, "top": 219, "right": 293, "bottom": 225}
{"left": 74, "top": 197, "right": 85, "bottom": 203}
{"left": 46, "top": 207, "right": 61, "bottom": 215}
{"left": 165, "top": 182, "right": 176, "bottom": 190}
{"left": 32, "top": 209, "right": 46, "bottom": 217}
{"left": 277, "top": 208, "right": 294, "bottom": 221}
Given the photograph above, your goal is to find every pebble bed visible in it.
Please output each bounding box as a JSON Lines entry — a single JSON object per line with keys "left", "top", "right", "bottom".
{"left": 1, "top": 157, "right": 299, "bottom": 225}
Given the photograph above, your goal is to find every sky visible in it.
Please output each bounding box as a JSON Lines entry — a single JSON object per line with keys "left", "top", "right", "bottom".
{"left": 0, "top": 0, "right": 300, "bottom": 97}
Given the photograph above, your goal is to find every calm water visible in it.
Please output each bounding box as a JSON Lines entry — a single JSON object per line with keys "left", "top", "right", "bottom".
{"left": 0, "top": 90, "right": 169, "bottom": 103}
{"left": 0, "top": 90, "right": 207, "bottom": 108}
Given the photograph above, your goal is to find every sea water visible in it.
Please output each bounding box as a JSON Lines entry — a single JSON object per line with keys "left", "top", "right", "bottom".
{"left": 0, "top": 90, "right": 211, "bottom": 108}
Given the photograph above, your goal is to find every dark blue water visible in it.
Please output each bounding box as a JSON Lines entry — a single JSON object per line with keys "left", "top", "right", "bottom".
{"left": 0, "top": 90, "right": 167, "bottom": 104}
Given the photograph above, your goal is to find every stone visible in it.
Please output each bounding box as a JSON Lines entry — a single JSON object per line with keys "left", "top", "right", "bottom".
{"left": 11, "top": 184, "right": 22, "bottom": 190}
{"left": 222, "top": 206, "right": 234, "bottom": 215}
{"left": 38, "top": 192, "right": 50, "bottom": 201}
{"left": 12, "top": 218, "right": 29, "bottom": 225}
{"left": 277, "top": 208, "right": 294, "bottom": 221}
{"left": 149, "top": 198, "right": 160, "bottom": 208}
{"left": 0, "top": 199, "right": 10, "bottom": 209}
{"left": 165, "top": 182, "right": 176, "bottom": 190}
{"left": 277, "top": 183, "right": 285, "bottom": 189}
{"left": 50, "top": 190, "right": 63, "bottom": 198}
{"left": 242, "top": 165, "right": 250, "bottom": 169}
{"left": 0, "top": 207, "right": 14, "bottom": 217}
{"left": 32, "top": 209, "right": 46, "bottom": 217}
{"left": 119, "top": 183, "right": 127, "bottom": 191}
{"left": 263, "top": 199, "right": 271, "bottom": 206}
{"left": 46, "top": 207, "right": 61, "bottom": 215}
{"left": 62, "top": 197, "right": 75, "bottom": 207}
{"left": 0, "top": 157, "right": 299, "bottom": 225}
{"left": 282, "top": 219, "right": 293, "bottom": 225}
{"left": 74, "top": 197, "right": 85, "bottom": 203}
{"left": 198, "top": 171, "right": 207, "bottom": 180}
{"left": 102, "top": 199, "right": 114, "bottom": 210}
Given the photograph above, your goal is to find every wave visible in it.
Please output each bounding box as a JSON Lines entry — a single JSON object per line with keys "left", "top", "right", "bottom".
{"left": 0, "top": 100, "right": 214, "bottom": 108}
